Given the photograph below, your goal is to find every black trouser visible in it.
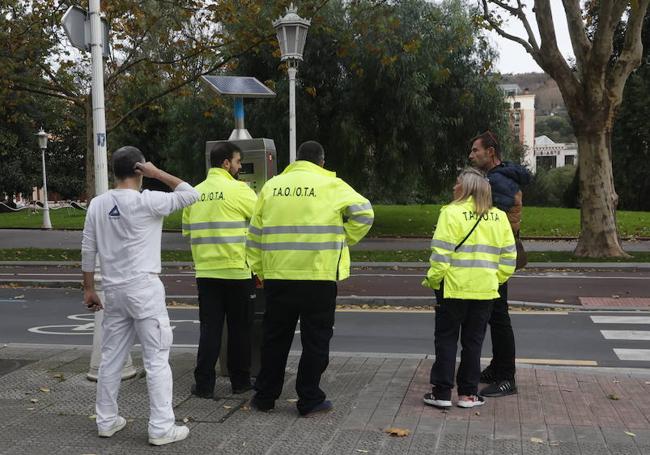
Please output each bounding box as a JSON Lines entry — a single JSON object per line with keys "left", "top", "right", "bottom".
{"left": 194, "top": 277, "right": 253, "bottom": 391}
{"left": 430, "top": 295, "right": 494, "bottom": 400}
{"left": 253, "top": 280, "right": 336, "bottom": 415}
{"left": 486, "top": 283, "right": 516, "bottom": 380}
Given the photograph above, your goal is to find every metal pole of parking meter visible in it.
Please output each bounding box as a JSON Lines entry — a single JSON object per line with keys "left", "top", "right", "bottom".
{"left": 86, "top": 0, "right": 136, "bottom": 381}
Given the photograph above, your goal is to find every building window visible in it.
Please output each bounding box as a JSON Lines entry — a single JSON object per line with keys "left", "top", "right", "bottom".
{"left": 514, "top": 102, "right": 521, "bottom": 109}
{"left": 537, "top": 155, "right": 557, "bottom": 170}
{"left": 564, "top": 155, "right": 576, "bottom": 166}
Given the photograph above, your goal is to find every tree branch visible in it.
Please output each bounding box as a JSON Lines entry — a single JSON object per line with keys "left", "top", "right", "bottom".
{"left": 607, "top": 0, "right": 650, "bottom": 104}
{"left": 10, "top": 83, "right": 81, "bottom": 105}
{"left": 589, "top": 0, "right": 620, "bottom": 70}
{"left": 561, "top": 0, "right": 592, "bottom": 78}
{"left": 481, "top": 0, "right": 541, "bottom": 64}
{"left": 106, "top": 37, "right": 267, "bottom": 134}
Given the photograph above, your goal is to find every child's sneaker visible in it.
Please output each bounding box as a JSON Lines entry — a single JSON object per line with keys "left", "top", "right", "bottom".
{"left": 457, "top": 394, "right": 485, "bottom": 408}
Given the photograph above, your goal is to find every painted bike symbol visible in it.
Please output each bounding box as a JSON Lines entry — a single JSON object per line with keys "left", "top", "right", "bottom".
{"left": 28, "top": 314, "right": 199, "bottom": 336}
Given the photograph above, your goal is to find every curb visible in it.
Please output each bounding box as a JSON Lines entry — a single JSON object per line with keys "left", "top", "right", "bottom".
{"left": 2, "top": 281, "right": 648, "bottom": 312}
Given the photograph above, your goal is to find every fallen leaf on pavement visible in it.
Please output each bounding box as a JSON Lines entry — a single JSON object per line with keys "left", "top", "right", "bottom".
{"left": 356, "top": 450, "right": 369, "bottom": 453}
{"left": 182, "top": 417, "right": 189, "bottom": 423}
{"left": 474, "top": 411, "right": 480, "bottom": 416}
{"left": 241, "top": 405, "right": 250, "bottom": 411}
{"left": 607, "top": 394, "right": 620, "bottom": 400}
{"left": 223, "top": 405, "right": 232, "bottom": 410}
{"left": 39, "top": 387, "right": 50, "bottom": 393}
{"left": 530, "top": 437, "right": 545, "bottom": 444}
{"left": 14, "top": 295, "right": 24, "bottom": 299}
{"left": 625, "top": 431, "right": 636, "bottom": 437}
{"left": 30, "top": 398, "right": 38, "bottom": 403}
{"left": 553, "top": 299, "right": 565, "bottom": 303}
{"left": 89, "top": 415, "right": 96, "bottom": 420}
{"left": 26, "top": 407, "right": 35, "bottom": 411}
{"left": 384, "top": 427, "right": 410, "bottom": 437}
{"left": 286, "top": 398, "right": 298, "bottom": 403}
{"left": 612, "top": 295, "right": 621, "bottom": 299}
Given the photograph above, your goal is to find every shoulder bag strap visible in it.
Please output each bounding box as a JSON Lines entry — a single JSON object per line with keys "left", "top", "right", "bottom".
{"left": 454, "top": 217, "right": 482, "bottom": 252}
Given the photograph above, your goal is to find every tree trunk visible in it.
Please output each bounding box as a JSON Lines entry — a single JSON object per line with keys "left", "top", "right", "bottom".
{"left": 85, "top": 96, "right": 95, "bottom": 200}
{"left": 574, "top": 129, "right": 629, "bottom": 257}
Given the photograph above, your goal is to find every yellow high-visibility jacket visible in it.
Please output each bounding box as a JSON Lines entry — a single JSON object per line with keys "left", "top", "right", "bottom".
{"left": 245, "top": 160, "right": 373, "bottom": 281}
{"left": 182, "top": 168, "right": 257, "bottom": 279}
{"left": 422, "top": 197, "right": 516, "bottom": 300}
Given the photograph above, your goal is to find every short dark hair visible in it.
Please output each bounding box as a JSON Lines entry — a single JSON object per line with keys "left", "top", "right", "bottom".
{"left": 471, "top": 130, "right": 501, "bottom": 159}
{"left": 297, "top": 141, "right": 325, "bottom": 164}
{"left": 210, "top": 142, "right": 241, "bottom": 168}
{"left": 112, "top": 146, "right": 145, "bottom": 180}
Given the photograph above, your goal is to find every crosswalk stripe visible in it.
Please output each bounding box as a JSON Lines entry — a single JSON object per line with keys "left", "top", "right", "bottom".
{"left": 613, "top": 349, "right": 650, "bottom": 361}
{"left": 591, "top": 316, "right": 650, "bottom": 324}
{"left": 601, "top": 330, "right": 650, "bottom": 340}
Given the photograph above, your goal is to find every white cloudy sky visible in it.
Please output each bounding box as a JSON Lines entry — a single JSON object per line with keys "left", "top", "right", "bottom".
{"left": 488, "top": 0, "right": 575, "bottom": 73}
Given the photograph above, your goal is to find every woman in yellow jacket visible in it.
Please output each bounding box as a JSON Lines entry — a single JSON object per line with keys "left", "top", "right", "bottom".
{"left": 422, "top": 168, "right": 516, "bottom": 409}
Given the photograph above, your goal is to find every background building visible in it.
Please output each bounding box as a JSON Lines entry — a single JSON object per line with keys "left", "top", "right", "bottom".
{"left": 533, "top": 135, "right": 578, "bottom": 171}
{"left": 499, "top": 83, "right": 536, "bottom": 171}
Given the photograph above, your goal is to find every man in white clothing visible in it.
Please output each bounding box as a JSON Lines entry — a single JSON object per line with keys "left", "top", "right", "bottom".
{"left": 81, "top": 146, "right": 199, "bottom": 446}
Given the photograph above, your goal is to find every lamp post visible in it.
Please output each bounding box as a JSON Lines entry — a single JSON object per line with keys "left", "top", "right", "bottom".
{"left": 273, "top": 3, "right": 311, "bottom": 163}
{"left": 35, "top": 129, "right": 52, "bottom": 230}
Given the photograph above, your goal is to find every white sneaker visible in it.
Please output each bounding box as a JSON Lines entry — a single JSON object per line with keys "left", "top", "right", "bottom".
{"left": 423, "top": 392, "right": 452, "bottom": 409}
{"left": 98, "top": 416, "right": 127, "bottom": 438}
{"left": 457, "top": 395, "right": 485, "bottom": 408}
{"left": 148, "top": 424, "right": 190, "bottom": 446}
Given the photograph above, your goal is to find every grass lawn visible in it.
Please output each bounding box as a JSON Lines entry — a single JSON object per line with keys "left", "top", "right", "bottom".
{"left": 2, "top": 248, "right": 650, "bottom": 263}
{"left": 2, "top": 204, "right": 650, "bottom": 238}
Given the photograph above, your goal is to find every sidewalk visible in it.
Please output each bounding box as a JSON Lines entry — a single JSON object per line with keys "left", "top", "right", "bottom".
{"left": 1, "top": 344, "right": 650, "bottom": 454}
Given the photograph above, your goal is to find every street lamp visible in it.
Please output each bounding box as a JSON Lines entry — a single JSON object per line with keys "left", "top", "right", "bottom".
{"left": 35, "top": 128, "right": 52, "bottom": 230}
{"left": 273, "top": 3, "right": 311, "bottom": 163}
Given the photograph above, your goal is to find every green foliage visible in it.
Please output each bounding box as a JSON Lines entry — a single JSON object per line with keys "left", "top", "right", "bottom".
{"left": 524, "top": 166, "right": 577, "bottom": 208}
{"left": 236, "top": 0, "right": 509, "bottom": 203}
{"left": 612, "top": 14, "right": 650, "bottom": 211}
{"left": 536, "top": 114, "right": 575, "bottom": 143}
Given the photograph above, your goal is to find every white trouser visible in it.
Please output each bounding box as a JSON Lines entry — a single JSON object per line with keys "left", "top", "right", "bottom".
{"left": 96, "top": 278, "right": 175, "bottom": 438}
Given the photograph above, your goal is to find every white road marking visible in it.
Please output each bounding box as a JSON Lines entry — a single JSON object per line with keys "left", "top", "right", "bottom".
{"left": 591, "top": 316, "right": 650, "bottom": 324}
{"left": 613, "top": 349, "right": 650, "bottom": 361}
{"left": 601, "top": 330, "right": 650, "bottom": 340}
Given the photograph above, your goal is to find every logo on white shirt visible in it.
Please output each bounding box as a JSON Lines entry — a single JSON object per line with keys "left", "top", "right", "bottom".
{"left": 109, "top": 205, "right": 121, "bottom": 217}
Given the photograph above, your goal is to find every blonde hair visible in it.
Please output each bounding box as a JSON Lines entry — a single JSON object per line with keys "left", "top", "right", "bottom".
{"left": 453, "top": 167, "right": 493, "bottom": 216}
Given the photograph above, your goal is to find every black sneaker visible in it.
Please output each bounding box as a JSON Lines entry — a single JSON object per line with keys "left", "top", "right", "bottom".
{"left": 479, "top": 367, "right": 497, "bottom": 384}
{"left": 300, "top": 400, "right": 333, "bottom": 417}
{"left": 422, "top": 392, "right": 452, "bottom": 409}
{"left": 479, "top": 379, "right": 517, "bottom": 397}
{"left": 191, "top": 384, "right": 213, "bottom": 399}
{"left": 249, "top": 397, "right": 274, "bottom": 412}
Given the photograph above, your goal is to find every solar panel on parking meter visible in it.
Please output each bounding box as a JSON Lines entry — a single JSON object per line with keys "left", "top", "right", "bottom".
{"left": 200, "top": 76, "right": 276, "bottom": 98}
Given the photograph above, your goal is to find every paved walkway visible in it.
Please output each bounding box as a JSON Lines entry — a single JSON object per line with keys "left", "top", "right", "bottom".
{"left": 1, "top": 344, "right": 650, "bottom": 454}
{"left": 2, "top": 228, "right": 650, "bottom": 252}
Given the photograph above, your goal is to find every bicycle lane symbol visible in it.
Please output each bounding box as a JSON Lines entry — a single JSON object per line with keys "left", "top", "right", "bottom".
{"left": 28, "top": 314, "right": 199, "bottom": 336}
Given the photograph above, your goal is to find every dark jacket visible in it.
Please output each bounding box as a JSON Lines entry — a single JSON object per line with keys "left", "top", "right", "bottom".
{"left": 487, "top": 162, "right": 531, "bottom": 233}
{"left": 487, "top": 162, "right": 531, "bottom": 211}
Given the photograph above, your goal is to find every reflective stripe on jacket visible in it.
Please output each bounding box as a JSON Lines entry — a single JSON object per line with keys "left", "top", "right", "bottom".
{"left": 182, "top": 168, "right": 257, "bottom": 279}
{"left": 245, "top": 160, "right": 373, "bottom": 281}
{"left": 422, "top": 197, "right": 516, "bottom": 300}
